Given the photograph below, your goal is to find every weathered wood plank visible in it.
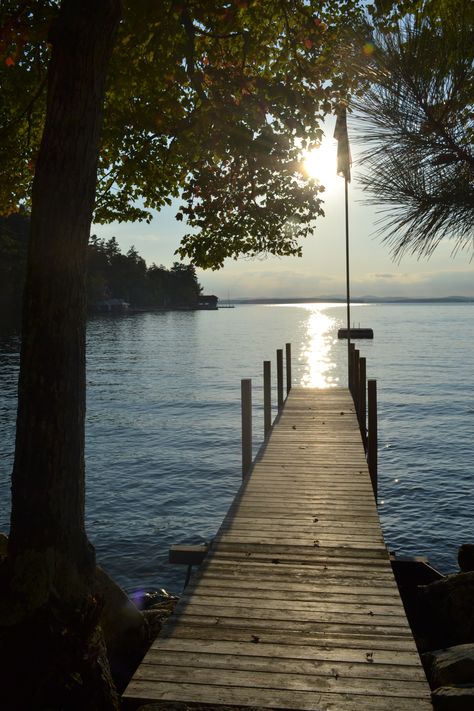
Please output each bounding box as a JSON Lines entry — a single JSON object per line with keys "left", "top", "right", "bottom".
{"left": 160, "top": 622, "right": 421, "bottom": 651}
{"left": 124, "top": 680, "right": 433, "bottom": 711}
{"left": 148, "top": 637, "right": 423, "bottom": 667}
{"left": 141, "top": 649, "right": 428, "bottom": 682}
{"left": 178, "top": 593, "right": 407, "bottom": 618}
{"left": 170, "top": 612, "right": 414, "bottom": 636}
{"left": 215, "top": 534, "right": 386, "bottom": 548}
{"left": 176, "top": 597, "right": 410, "bottom": 623}
{"left": 198, "top": 551, "right": 398, "bottom": 590}
{"left": 130, "top": 664, "right": 429, "bottom": 697}
{"left": 185, "top": 580, "right": 404, "bottom": 602}
{"left": 211, "top": 546, "right": 390, "bottom": 562}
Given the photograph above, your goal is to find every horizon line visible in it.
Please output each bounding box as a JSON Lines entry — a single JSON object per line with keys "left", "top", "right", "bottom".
{"left": 223, "top": 295, "right": 474, "bottom": 304}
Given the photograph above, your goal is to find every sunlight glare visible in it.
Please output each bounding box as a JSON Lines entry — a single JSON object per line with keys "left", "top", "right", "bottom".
{"left": 302, "top": 138, "right": 338, "bottom": 193}
{"left": 300, "top": 306, "right": 338, "bottom": 388}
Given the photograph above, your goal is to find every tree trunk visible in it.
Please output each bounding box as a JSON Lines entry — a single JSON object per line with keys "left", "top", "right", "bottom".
{"left": 0, "top": 0, "right": 122, "bottom": 708}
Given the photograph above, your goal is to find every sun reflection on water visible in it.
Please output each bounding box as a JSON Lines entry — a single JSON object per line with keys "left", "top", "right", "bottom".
{"left": 300, "top": 306, "right": 338, "bottom": 388}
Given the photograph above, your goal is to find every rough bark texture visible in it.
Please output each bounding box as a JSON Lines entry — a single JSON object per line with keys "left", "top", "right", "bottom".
{"left": 0, "top": 0, "right": 122, "bottom": 708}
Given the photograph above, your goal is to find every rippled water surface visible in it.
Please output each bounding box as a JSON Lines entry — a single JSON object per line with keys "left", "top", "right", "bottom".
{"left": 0, "top": 303, "right": 472, "bottom": 593}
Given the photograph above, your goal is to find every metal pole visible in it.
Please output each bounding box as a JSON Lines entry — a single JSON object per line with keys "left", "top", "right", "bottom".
{"left": 263, "top": 361, "right": 271, "bottom": 437}
{"left": 241, "top": 378, "right": 252, "bottom": 478}
{"left": 345, "top": 177, "right": 351, "bottom": 388}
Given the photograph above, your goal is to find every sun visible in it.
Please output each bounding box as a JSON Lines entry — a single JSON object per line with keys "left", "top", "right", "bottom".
{"left": 302, "top": 138, "right": 338, "bottom": 192}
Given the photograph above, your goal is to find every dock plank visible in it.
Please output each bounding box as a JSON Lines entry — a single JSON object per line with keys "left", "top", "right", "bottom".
{"left": 124, "top": 387, "right": 432, "bottom": 709}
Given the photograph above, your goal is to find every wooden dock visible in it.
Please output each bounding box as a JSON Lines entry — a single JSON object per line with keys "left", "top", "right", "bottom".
{"left": 124, "top": 387, "right": 432, "bottom": 710}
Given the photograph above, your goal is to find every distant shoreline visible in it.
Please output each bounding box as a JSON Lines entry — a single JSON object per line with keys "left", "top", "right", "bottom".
{"left": 229, "top": 296, "right": 474, "bottom": 305}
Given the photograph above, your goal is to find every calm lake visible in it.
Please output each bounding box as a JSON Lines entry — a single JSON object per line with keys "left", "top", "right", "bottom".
{"left": 0, "top": 302, "right": 472, "bottom": 594}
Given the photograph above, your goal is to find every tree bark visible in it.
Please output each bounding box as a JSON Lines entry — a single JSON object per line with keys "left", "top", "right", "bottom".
{"left": 1, "top": 0, "right": 122, "bottom": 708}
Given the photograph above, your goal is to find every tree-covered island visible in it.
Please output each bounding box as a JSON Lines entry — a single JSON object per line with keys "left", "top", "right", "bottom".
{"left": 0, "top": 212, "right": 206, "bottom": 325}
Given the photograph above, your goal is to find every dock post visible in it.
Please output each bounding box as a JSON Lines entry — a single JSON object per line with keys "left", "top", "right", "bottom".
{"left": 348, "top": 342, "right": 355, "bottom": 395}
{"left": 285, "top": 343, "right": 292, "bottom": 395}
{"left": 359, "top": 357, "right": 367, "bottom": 450}
{"left": 277, "top": 349, "right": 284, "bottom": 411}
{"left": 353, "top": 348, "right": 360, "bottom": 413}
{"left": 368, "top": 379, "right": 377, "bottom": 501}
{"left": 263, "top": 361, "right": 271, "bottom": 438}
{"left": 241, "top": 378, "right": 252, "bottom": 478}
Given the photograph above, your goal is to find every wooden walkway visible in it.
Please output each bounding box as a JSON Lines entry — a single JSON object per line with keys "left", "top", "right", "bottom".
{"left": 124, "top": 388, "right": 432, "bottom": 710}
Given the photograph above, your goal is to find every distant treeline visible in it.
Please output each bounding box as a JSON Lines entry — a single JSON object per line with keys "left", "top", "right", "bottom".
{"left": 87, "top": 234, "right": 202, "bottom": 309}
{"left": 0, "top": 212, "right": 203, "bottom": 325}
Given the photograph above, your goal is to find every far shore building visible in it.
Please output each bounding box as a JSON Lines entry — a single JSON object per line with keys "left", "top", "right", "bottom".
{"left": 94, "top": 297, "right": 130, "bottom": 313}
{"left": 197, "top": 295, "right": 218, "bottom": 310}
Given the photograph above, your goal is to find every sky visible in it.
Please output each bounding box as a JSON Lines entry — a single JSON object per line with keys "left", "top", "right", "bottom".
{"left": 93, "top": 116, "right": 474, "bottom": 301}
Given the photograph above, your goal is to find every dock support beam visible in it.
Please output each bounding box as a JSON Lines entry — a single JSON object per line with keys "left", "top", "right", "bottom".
{"left": 368, "top": 379, "right": 378, "bottom": 501}
{"left": 241, "top": 378, "right": 252, "bottom": 478}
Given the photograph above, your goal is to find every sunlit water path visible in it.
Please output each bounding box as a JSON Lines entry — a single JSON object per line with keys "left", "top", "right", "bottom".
{"left": 0, "top": 303, "right": 472, "bottom": 593}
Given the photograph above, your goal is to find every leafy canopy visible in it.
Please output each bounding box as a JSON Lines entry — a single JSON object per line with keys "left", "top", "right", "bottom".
{"left": 0, "top": 1, "right": 370, "bottom": 268}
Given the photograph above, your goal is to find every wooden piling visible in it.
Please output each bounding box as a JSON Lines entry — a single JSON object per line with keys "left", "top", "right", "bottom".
{"left": 277, "top": 349, "right": 284, "bottom": 411}
{"left": 348, "top": 342, "right": 355, "bottom": 394}
{"left": 263, "top": 361, "right": 271, "bottom": 438}
{"left": 285, "top": 343, "right": 292, "bottom": 395}
{"left": 359, "top": 356, "right": 367, "bottom": 450}
{"left": 353, "top": 348, "right": 360, "bottom": 413}
{"left": 241, "top": 378, "right": 252, "bottom": 478}
{"left": 368, "top": 379, "right": 377, "bottom": 501}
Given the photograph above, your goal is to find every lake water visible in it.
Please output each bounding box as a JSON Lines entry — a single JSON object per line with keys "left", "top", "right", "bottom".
{"left": 0, "top": 302, "right": 472, "bottom": 595}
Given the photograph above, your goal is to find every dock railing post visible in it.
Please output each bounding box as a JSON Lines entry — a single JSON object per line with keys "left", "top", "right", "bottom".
{"left": 359, "top": 357, "right": 367, "bottom": 450}
{"left": 353, "top": 348, "right": 360, "bottom": 413}
{"left": 277, "top": 349, "right": 284, "bottom": 411}
{"left": 263, "top": 361, "right": 271, "bottom": 438}
{"left": 285, "top": 343, "right": 292, "bottom": 395}
{"left": 368, "top": 379, "right": 377, "bottom": 501}
{"left": 241, "top": 378, "right": 252, "bottom": 478}
{"left": 348, "top": 342, "right": 355, "bottom": 395}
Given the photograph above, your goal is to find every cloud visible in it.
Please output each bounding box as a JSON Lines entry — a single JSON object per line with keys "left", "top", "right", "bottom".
{"left": 354, "top": 269, "right": 474, "bottom": 297}
{"left": 371, "top": 273, "right": 400, "bottom": 279}
{"left": 200, "top": 266, "right": 474, "bottom": 300}
{"left": 200, "top": 268, "right": 341, "bottom": 298}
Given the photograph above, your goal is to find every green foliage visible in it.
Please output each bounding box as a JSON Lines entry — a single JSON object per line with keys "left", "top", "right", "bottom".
{"left": 0, "top": 2, "right": 53, "bottom": 216}
{"left": 356, "top": 0, "right": 474, "bottom": 258}
{"left": 1, "top": 1, "right": 370, "bottom": 268}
